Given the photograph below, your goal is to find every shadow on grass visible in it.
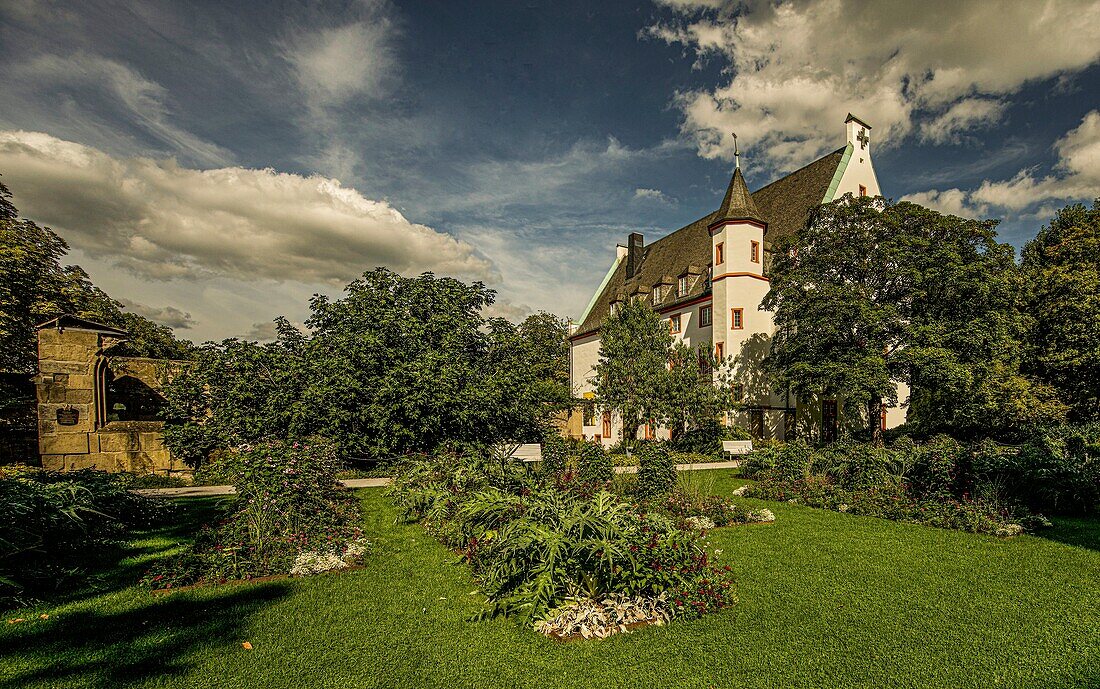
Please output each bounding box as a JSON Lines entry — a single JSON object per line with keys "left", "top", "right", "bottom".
{"left": 0, "top": 582, "right": 290, "bottom": 689}
{"left": 1039, "top": 515, "right": 1100, "bottom": 552}
{"left": 18, "top": 496, "right": 234, "bottom": 611}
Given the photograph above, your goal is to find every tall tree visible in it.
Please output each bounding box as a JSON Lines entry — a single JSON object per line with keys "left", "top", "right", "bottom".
{"left": 764, "top": 196, "right": 906, "bottom": 445}
{"left": 593, "top": 299, "right": 672, "bottom": 441}
{"left": 1021, "top": 199, "right": 1100, "bottom": 421}
{"left": 664, "top": 340, "right": 734, "bottom": 441}
{"left": 765, "top": 195, "right": 1061, "bottom": 444}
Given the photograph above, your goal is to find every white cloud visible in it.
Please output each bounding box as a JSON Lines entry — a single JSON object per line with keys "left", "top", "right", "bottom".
{"left": 919, "top": 98, "right": 1007, "bottom": 145}
{"left": 633, "top": 187, "right": 677, "bottom": 205}
{"left": 902, "top": 110, "right": 1100, "bottom": 216}
{"left": 118, "top": 298, "right": 196, "bottom": 330}
{"left": 286, "top": 15, "right": 397, "bottom": 106}
{"left": 649, "top": 0, "right": 1100, "bottom": 169}
{"left": 0, "top": 130, "right": 497, "bottom": 285}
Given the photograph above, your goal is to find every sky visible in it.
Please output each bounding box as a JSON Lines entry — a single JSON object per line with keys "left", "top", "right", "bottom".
{"left": 1, "top": 0, "right": 1098, "bottom": 342}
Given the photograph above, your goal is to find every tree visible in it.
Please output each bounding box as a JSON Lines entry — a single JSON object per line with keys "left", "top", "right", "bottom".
{"left": 1021, "top": 199, "right": 1100, "bottom": 421}
{"left": 765, "top": 195, "right": 1060, "bottom": 444}
{"left": 161, "top": 268, "right": 572, "bottom": 464}
{"left": 593, "top": 298, "right": 732, "bottom": 443}
{"left": 592, "top": 299, "right": 671, "bottom": 442}
{"left": 764, "top": 196, "right": 907, "bottom": 445}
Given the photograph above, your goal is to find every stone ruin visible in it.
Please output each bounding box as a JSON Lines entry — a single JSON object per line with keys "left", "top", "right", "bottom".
{"left": 33, "top": 315, "right": 188, "bottom": 475}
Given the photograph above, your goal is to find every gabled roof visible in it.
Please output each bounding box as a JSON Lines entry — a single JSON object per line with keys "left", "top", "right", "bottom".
{"left": 712, "top": 167, "right": 764, "bottom": 226}
{"left": 36, "top": 314, "right": 129, "bottom": 337}
{"left": 573, "top": 146, "right": 848, "bottom": 338}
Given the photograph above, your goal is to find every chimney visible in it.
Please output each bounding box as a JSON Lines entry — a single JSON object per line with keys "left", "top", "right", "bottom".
{"left": 626, "top": 232, "right": 644, "bottom": 278}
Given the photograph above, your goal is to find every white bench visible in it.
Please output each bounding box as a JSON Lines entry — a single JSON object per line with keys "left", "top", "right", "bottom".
{"left": 722, "top": 440, "right": 753, "bottom": 458}
{"left": 510, "top": 443, "right": 542, "bottom": 463}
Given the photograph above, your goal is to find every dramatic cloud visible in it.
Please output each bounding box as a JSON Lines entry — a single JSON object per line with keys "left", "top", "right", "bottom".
{"left": 0, "top": 130, "right": 497, "bottom": 284}
{"left": 902, "top": 110, "right": 1100, "bottom": 217}
{"left": 649, "top": 0, "right": 1100, "bottom": 169}
{"left": 118, "top": 299, "right": 196, "bottom": 329}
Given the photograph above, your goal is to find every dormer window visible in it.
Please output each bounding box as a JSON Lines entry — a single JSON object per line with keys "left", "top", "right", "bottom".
{"left": 652, "top": 286, "right": 661, "bottom": 304}
{"left": 677, "top": 276, "right": 688, "bottom": 297}
{"left": 610, "top": 301, "right": 621, "bottom": 317}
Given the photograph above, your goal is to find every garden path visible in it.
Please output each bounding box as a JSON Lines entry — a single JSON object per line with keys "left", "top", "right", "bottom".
{"left": 132, "top": 461, "right": 743, "bottom": 498}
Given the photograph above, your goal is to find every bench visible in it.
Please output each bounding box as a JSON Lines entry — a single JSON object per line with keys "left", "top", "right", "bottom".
{"left": 722, "top": 440, "right": 753, "bottom": 459}
{"left": 510, "top": 443, "right": 543, "bottom": 464}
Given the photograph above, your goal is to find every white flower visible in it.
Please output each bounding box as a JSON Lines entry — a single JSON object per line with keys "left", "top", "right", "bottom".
{"left": 290, "top": 551, "right": 348, "bottom": 576}
{"left": 749, "top": 508, "right": 775, "bottom": 523}
{"left": 343, "top": 538, "right": 371, "bottom": 561}
{"left": 685, "top": 515, "right": 716, "bottom": 531}
{"left": 994, "top": 524, "right": 1024, "bottom": 538}
{"left": 731, "top": 485, "right": 750, "bottom": 496}
{"left": 837, "top": 504, "right": 850, "bottom": 513}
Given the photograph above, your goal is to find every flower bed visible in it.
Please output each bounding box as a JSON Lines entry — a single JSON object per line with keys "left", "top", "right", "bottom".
{"left": 740, "top": 439, "right": 1050, "bottom": 536}
{"left": 389, "top": 450, "right": 737, "bottom": 637}
{"left": 142, "top": 440, "right": 366, "bottom": 588}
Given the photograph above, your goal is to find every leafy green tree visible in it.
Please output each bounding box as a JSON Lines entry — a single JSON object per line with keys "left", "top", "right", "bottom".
{"left": 162, "top": 268, "right": 572, "bottom": 464}
{"left": 592, "top": 299, "right": 671, "bottom": 442}
{"left": 664, "top": 340, "right": 734, "bottom": 441}
{"left": 765, "top": 195, "right": 1060, "bottom": 444}
{"left": 764, "top": 196, "right": 907, "bottom": 445}
{"left": 1021, "top": 199, "right": 1100, "bottom": 421}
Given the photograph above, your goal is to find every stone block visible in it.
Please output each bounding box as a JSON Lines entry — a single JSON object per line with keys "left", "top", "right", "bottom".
{"left": 40, "top": 433, "right": 90, "bottom": 455}
{"left": 138, "top": 431, "right": 166, "bottom": 450}
{"left": 41, "top": 455, "right": 65, "bottom": 471}
{"left": 66, "top": 374, "right": 95, "bottom": 390}
{"left": 65, "top": 389, "right": 94, "bottom": 405}
{"left": 98, "top": 432, "right": 137, "bottom": 453}
{"left": 63, "top": 455, "right": 103, "bottom": 471}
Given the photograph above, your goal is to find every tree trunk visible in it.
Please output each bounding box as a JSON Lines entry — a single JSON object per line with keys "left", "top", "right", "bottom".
{"left": 868, "top": 397, "right": 883, "bottom": 447}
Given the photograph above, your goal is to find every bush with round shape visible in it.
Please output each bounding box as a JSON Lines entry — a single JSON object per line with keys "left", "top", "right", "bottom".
{"left": 636, "top": 441, "right": 677, "bottom": 501}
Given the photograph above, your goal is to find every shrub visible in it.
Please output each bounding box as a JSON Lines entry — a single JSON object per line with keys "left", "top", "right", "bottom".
{"left": 576, "top": 441, "right": 613, "bottom": 485}
{"left": 389, "top": 451, "right": 736, "bottom": 627}
{"left": 636, "top": 442, "right": 677, "bottom": 501}
{"left": 669, "top": 420, "right": 751, "bottom": 458}
{"left": 908, "top": 435, "right": 967, "bottom": 499}
{"left": 0, "top": 466, "right": 168, "bottom": 606}
{"left": 143, "top": 439, "right": 364, "bottom": 586}
{"left": 540, "top": 435, "right": 569, "bottom": 476}
{"left": 1013, "top": 424, "right": 1100, "bottom": 514}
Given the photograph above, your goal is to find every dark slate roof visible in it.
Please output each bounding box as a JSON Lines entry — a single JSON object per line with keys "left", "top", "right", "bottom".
{"left": 753, "top": 146, "right": 846, "bottom": 244}
{"left": 36, "top": 314, "right": 129, "bottom": 337}
{"left": 713, "top": 167, "right": 764, "bottom": 225}
{"left": 573, "top": 147, "right": 846, "bottom": 337}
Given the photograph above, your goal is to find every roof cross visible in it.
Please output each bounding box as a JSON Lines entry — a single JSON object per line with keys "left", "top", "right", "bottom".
{"left": 857, "top": 128, "right": 869, "bottom": 149}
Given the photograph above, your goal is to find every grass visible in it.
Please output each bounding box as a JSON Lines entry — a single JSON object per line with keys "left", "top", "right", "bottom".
{"left": 1, "top": 473, "right": 1097, "bottom": 689}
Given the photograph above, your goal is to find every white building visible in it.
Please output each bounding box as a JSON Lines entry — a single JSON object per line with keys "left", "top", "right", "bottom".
{"left": 568, "top": 115, "right": 907, "bottom": 445}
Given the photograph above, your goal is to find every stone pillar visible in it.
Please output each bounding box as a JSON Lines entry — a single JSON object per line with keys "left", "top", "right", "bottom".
{"left": 35, "top": 327, "right": 103, "bottom": 470}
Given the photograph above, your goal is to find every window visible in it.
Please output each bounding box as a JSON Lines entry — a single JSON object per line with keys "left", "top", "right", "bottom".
{"left": 750, "top": 240, "right": 759, "bottom": 263}
{"left": 609, "top": 301, "right": 620, "bottom": 316}
{"left": 677, "top": 275, "right": 688, "bottom": 297}
{"left": 669, "top": 313, "right": 681, "bottom": 334}
{"left": 602, "top": 411, "right": 612, "bottom": 439}
{"left": 859, "top": 184, "right": 868, "bottom": 197}
{"left": 644, "top": 421, "right": 655, "bottom": 440}
{"left": 731, "top": 308, "right": 744, "bottom": 329}
{"left": 732, "top": 383, "right": 744, "bottom": 402}
{"left": 751, "top": 409, "right": 765, "bottom": 438}
{"left": 699, "top": 304, "right": 712, "bottom": 327}
{"left": 652, "top": 286, "right": 661, "bottom": 304}
{"left": 715, "top": 242, "right": 724, "bottom": 265}
{"left": 880, "top": 406, "right": 888, "bottom": 431}
{"left": 715, "top": 342, "right": 724, "bottom": 361}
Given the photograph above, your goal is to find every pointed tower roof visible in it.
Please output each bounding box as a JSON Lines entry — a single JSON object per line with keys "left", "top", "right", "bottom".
{"left": 711, "top": 167, "right": 765, "bottom": 227}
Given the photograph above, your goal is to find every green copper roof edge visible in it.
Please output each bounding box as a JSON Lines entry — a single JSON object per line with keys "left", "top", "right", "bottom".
{"left": 822, "top": 143, "right": 853, "bottom": 203}
{"left": 577, "top": 254, "right": 624, "bottom": 327}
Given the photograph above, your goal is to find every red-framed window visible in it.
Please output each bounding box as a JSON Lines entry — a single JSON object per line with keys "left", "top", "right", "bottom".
{"left": 750, "top": 240, "right": 759, "bottom": 263}
{"left": 731, "top": 308, "right": 744, "bottom": 329}
{"left": 715, "top": 342, "right": 724, "bottom": 361}
{"left": 669, "top": 313, "right": 681, "bottom": 334}
{"left": 699, "top": 304, "right": 712, "bottom": 327}
{"left": 715, "top": 242, "right": 724, "bottom": 265}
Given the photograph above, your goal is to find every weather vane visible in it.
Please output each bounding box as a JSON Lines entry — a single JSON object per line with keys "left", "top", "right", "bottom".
{"left": 732, "top": 132, "right": 740, "bottom": 169}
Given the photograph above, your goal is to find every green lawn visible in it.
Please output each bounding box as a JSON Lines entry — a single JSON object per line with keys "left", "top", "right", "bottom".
{"left": 1, "top": 473, "right": 1098, "bottom": 689}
